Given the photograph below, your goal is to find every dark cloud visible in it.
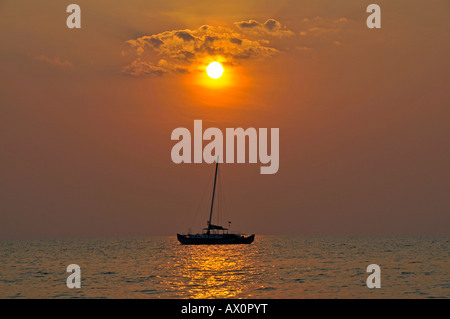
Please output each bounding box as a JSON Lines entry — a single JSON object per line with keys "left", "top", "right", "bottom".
{"left": 264, "top": 19, "right": 279, "bottom": 31}
{"left": 234, "top": 19, "right": 294, "bottom": 37}
{"left": 230, "top": 37, "right": 243, "bottom": 45}
{"left": 175, "top": 31, "right": 195, "bottom": 42}
{"left": 236, "top": 20, "right": 260, "bottom": 28}
{"left": 149, "top": 38, "right": 164, "bottom": 48}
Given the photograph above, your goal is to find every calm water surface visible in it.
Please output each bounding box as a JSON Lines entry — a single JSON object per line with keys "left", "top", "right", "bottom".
{"left": 0, "top": 236, "right": 448, "bottom": 298}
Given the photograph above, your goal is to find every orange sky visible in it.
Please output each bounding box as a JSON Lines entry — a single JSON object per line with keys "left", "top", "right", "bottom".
{"left": 0, "top": 0, "right": 449, "bottom": 239}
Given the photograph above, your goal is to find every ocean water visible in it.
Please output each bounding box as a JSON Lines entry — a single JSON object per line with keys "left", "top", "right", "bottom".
{"left": 0, "top": 236, "right": 448, "bottom": 299}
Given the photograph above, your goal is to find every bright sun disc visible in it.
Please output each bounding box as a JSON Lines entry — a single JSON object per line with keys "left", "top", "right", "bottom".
{"left": 206, "top": 62, "right": 224, "bottom": 79}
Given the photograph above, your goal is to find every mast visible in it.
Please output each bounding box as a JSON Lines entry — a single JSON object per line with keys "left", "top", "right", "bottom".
{"left": 207, "top": 157, "right": 219, "bottom": 234}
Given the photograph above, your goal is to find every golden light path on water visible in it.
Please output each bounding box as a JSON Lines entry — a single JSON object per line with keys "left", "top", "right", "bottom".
{"left": 164, "top": 245, "right": 261, "bottom": 298}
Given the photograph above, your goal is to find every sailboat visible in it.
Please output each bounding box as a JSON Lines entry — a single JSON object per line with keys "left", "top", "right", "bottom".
{"left": 177, "top": 159, "right": 255, "bottom": 245}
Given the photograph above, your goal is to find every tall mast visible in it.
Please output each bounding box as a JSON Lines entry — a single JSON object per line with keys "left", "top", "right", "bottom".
{"left": 207, "top": 157, "right": 219, "bottom": 233}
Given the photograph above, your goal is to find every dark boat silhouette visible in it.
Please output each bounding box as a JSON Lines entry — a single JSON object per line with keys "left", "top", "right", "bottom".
{"left": 177, "top": 158, "right": 255, "bottom": 245}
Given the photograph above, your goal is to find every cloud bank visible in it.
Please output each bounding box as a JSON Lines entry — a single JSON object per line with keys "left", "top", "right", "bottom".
{"left": 35, "top": 55, "right": 73, "bottom": 68}
{"left": 122, "top": 16, "right": 349, "bottom": 76}
{"left": 234, "top": 18, "right": 294, "bottom": 37}
{"left": 122, "top": 19, "right": 293, "bottom": 76}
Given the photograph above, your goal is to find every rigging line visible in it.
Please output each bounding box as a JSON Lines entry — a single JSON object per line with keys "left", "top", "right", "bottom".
{"left": 216, "top": 163, "right": 222, "bottom": 227}
{"left": 214, "top": 163, "right": 220, "bottom": 226}
{"left": 219, "top": 162, "right": 228, "bottom": 227}
{"left": 221, "top": 165, "right": 225, "bottom": 226}
{"left": 219, "top": 169, "right": 222, "bottom": 227}
{"left": 218, "top": 163, "right": 225, "bottom": 227}
{"left": 190, "top": 164, "right": 214, "bottom": 230}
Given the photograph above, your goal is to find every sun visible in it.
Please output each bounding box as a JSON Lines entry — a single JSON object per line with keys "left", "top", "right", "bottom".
{"left": 206, "top": 62, "right": 224, "bottom": 79}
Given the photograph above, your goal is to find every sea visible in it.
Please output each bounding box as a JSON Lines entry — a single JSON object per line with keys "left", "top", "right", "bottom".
{"left": 0, "top": 235, "right": 448, "bottom": 299}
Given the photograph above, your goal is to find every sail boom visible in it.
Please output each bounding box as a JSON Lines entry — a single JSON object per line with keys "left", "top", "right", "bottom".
{"left": 204, "top": 224, "right": 227, "bottom": 230}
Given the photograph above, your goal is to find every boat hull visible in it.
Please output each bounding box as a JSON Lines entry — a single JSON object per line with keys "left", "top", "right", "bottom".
{"left": 177, "top": 234, "right": 255, "bottom": 245}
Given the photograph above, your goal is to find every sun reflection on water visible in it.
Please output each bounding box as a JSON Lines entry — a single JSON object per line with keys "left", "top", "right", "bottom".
{"left": 164, "top": 245, "right": 260, "bottom": 299}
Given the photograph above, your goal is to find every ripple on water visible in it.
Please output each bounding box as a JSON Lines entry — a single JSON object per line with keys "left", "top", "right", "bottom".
{"left": 0, "top": 236, "right": 448, "bottom": 298}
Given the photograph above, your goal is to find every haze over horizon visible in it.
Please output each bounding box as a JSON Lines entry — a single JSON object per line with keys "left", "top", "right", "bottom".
{"left": 1, "top": 0, "right": 449, "bottom": 240}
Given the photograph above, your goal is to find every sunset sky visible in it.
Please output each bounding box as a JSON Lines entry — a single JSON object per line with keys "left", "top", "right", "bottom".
{"left": 0, "top": 0, "right": 449, "bottom": 239}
